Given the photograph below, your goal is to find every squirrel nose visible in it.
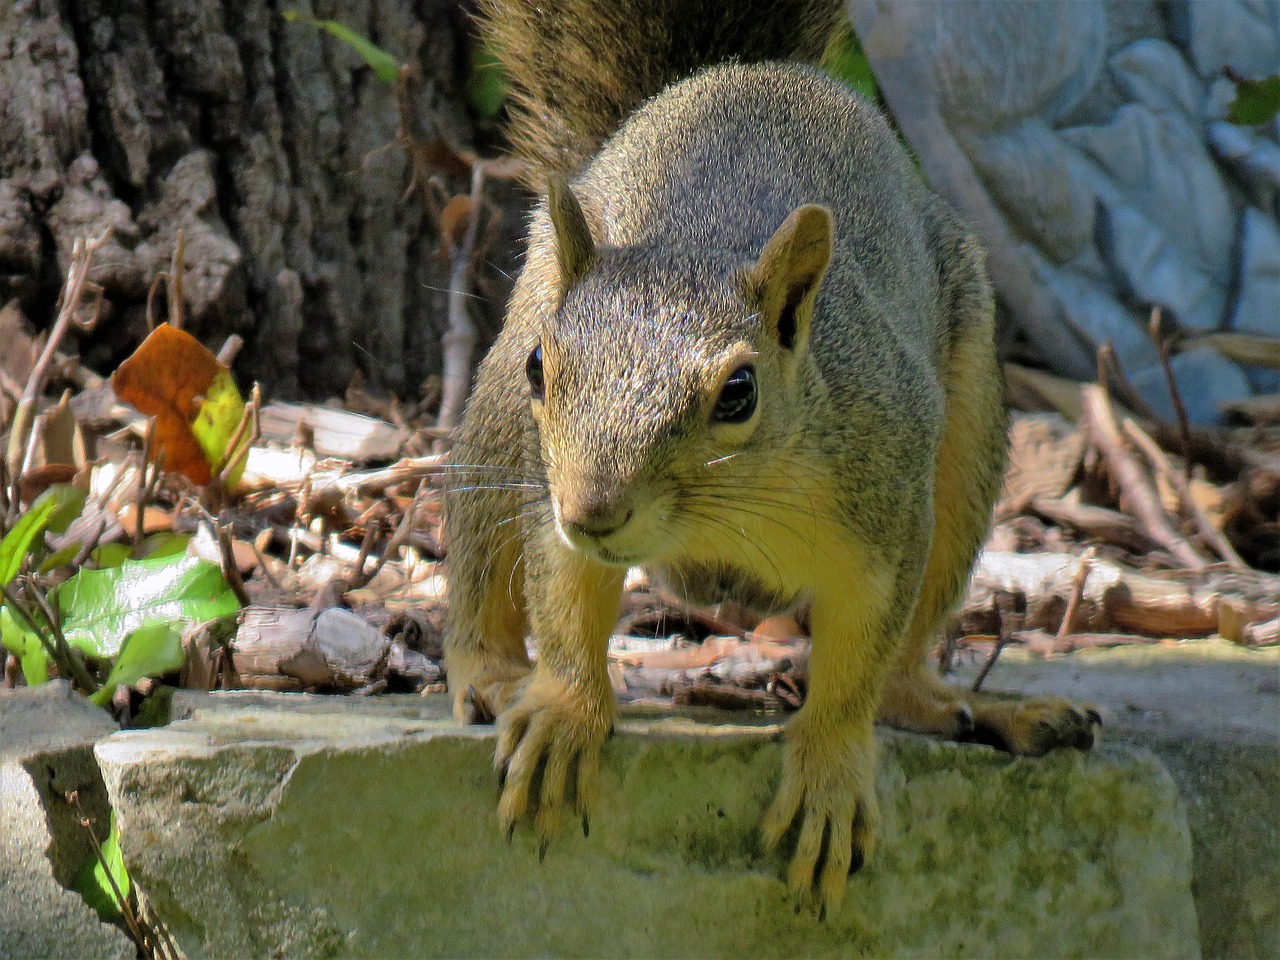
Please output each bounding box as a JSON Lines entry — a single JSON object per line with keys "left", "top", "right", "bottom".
{"left": 560, "top": 494, "right": 634, "bottom": 539}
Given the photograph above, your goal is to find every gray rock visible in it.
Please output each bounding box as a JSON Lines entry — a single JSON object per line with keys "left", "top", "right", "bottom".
{"left": 1231, "top": 208, "right": 1280, "bottom": 391}
{"left": 1169, "top": 0, "right": 1280, "bottom": 80}
{"left": 1208, "top": 122, "right": 1280, "bottom": 218}
{"left": 1110, "top": 38, "right": 1204, "bottom": 120}
{"left": 96, "top": 691, "right": 1198, "bottom": 959}
{"left": 0, "top": 682, "right": 132, "bottom": 960}
{"left": 849, "top": 0, "right": 1280, "bottom": 422}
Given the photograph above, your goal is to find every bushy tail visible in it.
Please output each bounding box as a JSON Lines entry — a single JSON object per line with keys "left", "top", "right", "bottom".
{"left": 478, "top": 0, "right": 842, "bottom": 185}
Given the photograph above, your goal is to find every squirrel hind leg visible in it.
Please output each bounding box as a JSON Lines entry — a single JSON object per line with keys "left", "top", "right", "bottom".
{"left": 878, "top": 668, "right": 1101, "bottom": 755}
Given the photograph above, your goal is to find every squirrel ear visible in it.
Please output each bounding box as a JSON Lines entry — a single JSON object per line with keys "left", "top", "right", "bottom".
{"left": 547, "top": 176, "right": 596, "bottom": 294}
{"left": 751, "top": 205, "right": 833, "bottom": 351}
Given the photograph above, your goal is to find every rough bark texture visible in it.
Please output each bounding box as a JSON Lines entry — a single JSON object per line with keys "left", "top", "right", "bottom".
{"left": 0, "top": 0, "right": 522, "bottom": 399}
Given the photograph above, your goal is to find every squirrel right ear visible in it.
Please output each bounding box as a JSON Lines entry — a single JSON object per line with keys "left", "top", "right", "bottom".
{"left": 547, "top": 176, "right": 597, "bottom": 295}
{"left": 750, "top": 205, "right": 833, "bottom": 352}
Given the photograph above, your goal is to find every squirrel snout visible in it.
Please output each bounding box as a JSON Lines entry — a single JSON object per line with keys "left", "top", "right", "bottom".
{"left": 557, "top": 493, "right": 635, "bottom": 541}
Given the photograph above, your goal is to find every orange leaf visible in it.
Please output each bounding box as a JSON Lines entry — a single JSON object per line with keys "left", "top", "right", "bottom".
{"left": 111, "top": 325, "right": 224, "bottom": 484}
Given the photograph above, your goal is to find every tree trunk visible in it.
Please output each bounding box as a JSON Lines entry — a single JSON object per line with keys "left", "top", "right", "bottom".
{"left": 0, "top": 0, "right": 521, "bottom": 399}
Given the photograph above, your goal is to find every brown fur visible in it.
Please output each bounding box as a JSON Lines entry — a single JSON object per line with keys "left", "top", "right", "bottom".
{"left": 444, "top": 0, "right": 1099, "bottom": 915}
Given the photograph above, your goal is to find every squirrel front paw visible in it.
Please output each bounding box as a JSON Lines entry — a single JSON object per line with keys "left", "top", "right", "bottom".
{"left": 761, "top": 716, "right": 879, "bottom": 918}
{"left": 494, "top": 670, "right": 615, "bottom": 856}
{"left": 447, "top": 654, "right": 532, "bottom": 725}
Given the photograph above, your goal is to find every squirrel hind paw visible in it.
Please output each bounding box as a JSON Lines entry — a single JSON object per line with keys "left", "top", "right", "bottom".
{"left": 968, "top": 697, "right": 1102, "bottom": 756}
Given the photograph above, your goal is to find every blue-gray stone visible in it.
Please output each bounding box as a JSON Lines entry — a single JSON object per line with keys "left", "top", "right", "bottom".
{"left": 929, "top": 0, "right": 1107, "bottom": 132}
{"left": 1229, "top": 207, "right": 1280, "bottom": 391}
{"left": 1128, "top": 345, "right": 1253, "bottom": 424}
{"left": 1097, "top": 199, "right": 1228, "bottom": 330}
{"left": 960, "top": 121, "right": 1096, "bottom": 263}
{"left": 1209, "top": 122, "right": 1280, "bottom": 219}
{"left": 1169, "top": 0, "right": 1280, "bottom": 80}
{"left": 1061, "top": 106, "right": 1234, "bottom": 280}
{"left": 1109, "top": 39, "right": 1203, "bottom": 120}
{"left": 1034, "top": 251, "right": 1162, "bottom": 375}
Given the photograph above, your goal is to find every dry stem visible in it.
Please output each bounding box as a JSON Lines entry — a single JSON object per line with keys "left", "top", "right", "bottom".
{"left": 434, "top": 163, "right": 486, "bottom": 445}
{"left": 1080, "top": 383, "right": 1210, "bottom": 568}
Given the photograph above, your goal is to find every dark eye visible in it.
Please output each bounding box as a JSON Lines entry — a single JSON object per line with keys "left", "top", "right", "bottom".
{"left": 526, "top": 344, "right": 544, "bottom": 400}
{"left": 712, "top": 365, "right": 757, "bottom": 423}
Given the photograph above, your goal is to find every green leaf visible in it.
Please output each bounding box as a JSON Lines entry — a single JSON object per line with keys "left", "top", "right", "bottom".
{"left": 141, "top": 531, "right": 192, "bottom": 560}
{"left": 1228, "top": 74, "right": 1280, "bottom": 125}
{"left": 1, "top": 604, "right": 50, "bottom": 685}
{"left": 57, "top": 554, "right": 241, "bottom": 660}
{"left": 90, "top": 621, "right": 185, "bottom": 707}
{"left": 90, "top": 543, "right": 134, "bottom": 569}
{"left": 71, "top": 816, "right": 131, "bottom": 922}
{"left": 467, "top": 43, "right": 508, "bottom": 118}
{"left": 0, "top": 485, "right": 85, "bottom": 587}
{"left": 39, "top": 543, "right": 82, "bottom": 574}
{"left": 283, "top": 10, "right": 400, "bottom": 85}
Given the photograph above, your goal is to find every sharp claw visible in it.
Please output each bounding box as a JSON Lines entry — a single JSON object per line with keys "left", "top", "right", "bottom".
{"left": 506, "top": 823, "right": 515, "bottom": 844}
{"left": 1086, "top": 707, "right": 1102, "bottom": 726}
{"left": 498, "top": 762, "right": 508, "bottom": 789}
{"left": 818, "top": 904, "right": 827, "bottom": 923}
{"left": 538, "top": 839, "right": 549, "bottom": 863}
{"left": 582, "top": 814, "right": 590, "bottom": 838}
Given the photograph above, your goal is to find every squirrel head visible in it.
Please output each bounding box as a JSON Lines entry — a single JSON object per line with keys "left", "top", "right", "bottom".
{"left": 527, "top": 178, "right": 833, "bottom": 567}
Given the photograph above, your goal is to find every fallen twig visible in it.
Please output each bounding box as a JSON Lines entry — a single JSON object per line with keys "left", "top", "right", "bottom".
{"left": 1080, "top": 383, "right": 1210, "bottom": 568}
{"left": 1122, "top": 418, "right": 1249, "bottom": 572}
{"left": 1056, "top": 547, "right": 1095, "bottom": 642}
{"left": 1147, "top": 308, "right": 1194, "bottom": 484}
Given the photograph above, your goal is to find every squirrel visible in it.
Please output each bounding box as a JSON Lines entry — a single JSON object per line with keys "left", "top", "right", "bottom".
{"left": 443, "top": 0, "right": 1101, "bottom": 914}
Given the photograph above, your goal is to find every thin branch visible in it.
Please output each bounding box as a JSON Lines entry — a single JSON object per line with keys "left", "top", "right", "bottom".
{"left": 1122, "top": 418, "right": 1250, "bottom": 572}
{"left": 1147, "top": 307, "right": 1193, "bottom": 484}
{"left": 168, "top": 228, "right": 185, "bottom": 331}
{"left": 212, "top": 519, "right": 251, "bottom": 608}
{"left": 66, "top": 790, "right": 150, "bottom": 955}
{"left": 434, "top": 163, "right": 486, "bottom": 447}
{"left": 6, "top": 230, "right": 113, "bottom": 479}
{"left": 1080, "top": 383, "right": 1210, "bottom": 568}
{"left": 1055, "top": 547, "right": 1096, "bottom": 642}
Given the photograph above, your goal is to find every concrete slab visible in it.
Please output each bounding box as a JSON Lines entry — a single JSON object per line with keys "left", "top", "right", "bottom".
{"left": 97, "top": 691, "right": 1197, "bottom": 959}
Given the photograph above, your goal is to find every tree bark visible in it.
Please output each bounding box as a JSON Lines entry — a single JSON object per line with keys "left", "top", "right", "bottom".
{"left": 0, "top": 0, "right": 521, "bottom": 399}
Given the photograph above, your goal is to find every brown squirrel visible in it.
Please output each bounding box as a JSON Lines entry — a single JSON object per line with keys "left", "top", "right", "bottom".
{"left": 444, "top": 0, "right": 1100, "bottom": 914}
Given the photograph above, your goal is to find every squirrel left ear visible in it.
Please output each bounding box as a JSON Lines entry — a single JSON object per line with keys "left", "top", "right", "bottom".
{"left": 547, "top": 175, "right": 597, "bottom": 297}
{"left": 750, "top": 205, "right": 833, "bottom": 352}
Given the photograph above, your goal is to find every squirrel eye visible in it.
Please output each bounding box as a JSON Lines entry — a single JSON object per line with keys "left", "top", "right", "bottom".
{"left": 712, "top": 365, "right": 757, "bottom": 424}
{"left": 526, "top": 344, "right": 545, "bottom": 400}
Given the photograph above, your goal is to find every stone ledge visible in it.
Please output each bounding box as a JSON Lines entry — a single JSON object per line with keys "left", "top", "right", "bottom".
{"left": 0, "top": 682, "right": 134, "bottom": 960}
{"left": 94, "top": 692, "right": 1198, "bottom": 960}
{"left": 948, "top": 640, "right": 1280, "bottom": 959}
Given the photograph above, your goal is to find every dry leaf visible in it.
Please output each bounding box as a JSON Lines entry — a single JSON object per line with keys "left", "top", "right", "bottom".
{"left": 438, "top": 194, "right": 476, "bottom": 259}
{"left": 111, "top": 324, "right": 247, "bottom": 485}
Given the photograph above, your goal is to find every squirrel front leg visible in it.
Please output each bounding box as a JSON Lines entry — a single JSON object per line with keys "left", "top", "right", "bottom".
{"left": 762, "top": 564, "right": 905, "bottom": 916}
{"left": 495, "top": 523, "right": 624, "bottom": 851}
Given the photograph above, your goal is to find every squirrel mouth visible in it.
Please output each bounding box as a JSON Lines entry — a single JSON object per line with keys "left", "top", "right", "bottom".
{"left": 590, "top": 545, "right": 642, "bottom": 567}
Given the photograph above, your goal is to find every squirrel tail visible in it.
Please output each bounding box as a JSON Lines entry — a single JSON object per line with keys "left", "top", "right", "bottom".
{"left": 477, "top": 0, "right": 843, "bottom": 185}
